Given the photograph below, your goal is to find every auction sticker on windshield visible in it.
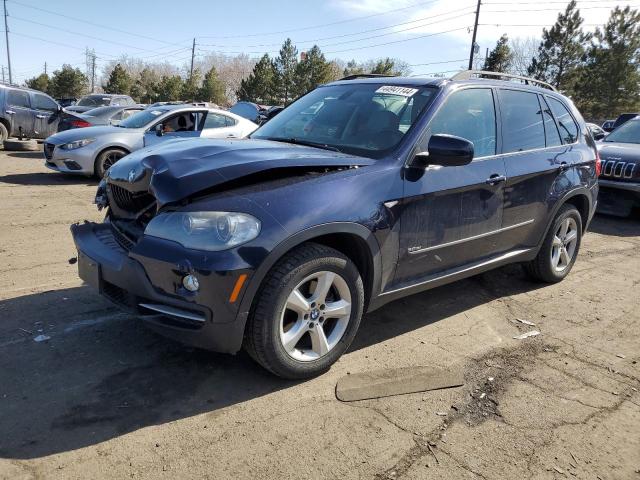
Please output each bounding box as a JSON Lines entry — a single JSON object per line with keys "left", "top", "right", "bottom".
{"left": 375, "top": 86, "right": 419, "bottom": 97}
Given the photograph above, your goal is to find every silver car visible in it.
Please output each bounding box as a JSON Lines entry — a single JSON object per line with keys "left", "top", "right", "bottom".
{"left": 44, "top": 104, "right": 258, "bottom": 177}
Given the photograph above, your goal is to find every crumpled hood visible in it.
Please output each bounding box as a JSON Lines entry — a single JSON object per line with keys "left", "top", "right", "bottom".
{"left": 46, "top": 125, "right": 141, "bottom": 144}
{"left": 597, "top": 142, "right": 640, "bottom": 164}
{"left": 106, "top": 137, "right": 374, "bottom": 206}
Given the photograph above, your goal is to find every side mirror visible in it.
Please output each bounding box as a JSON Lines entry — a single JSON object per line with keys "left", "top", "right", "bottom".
{"left": 155, "top": 124, "right": 164, "bottom": 137}
{"left": 593, "top": 132, "right": 606, "bottom": 141}
{"left": 412, "top": 134, "right": 474, "bottom": 168}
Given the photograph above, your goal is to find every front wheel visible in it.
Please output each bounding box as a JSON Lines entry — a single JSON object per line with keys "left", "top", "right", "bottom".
{"left": 94, "top": 148, "right": 127, "bottom": 178}
{"left": 244, "top": 243, "right": 364, "bottom": 379}
{"left": 524, "top": 205, "right": 582, "bottom": 283}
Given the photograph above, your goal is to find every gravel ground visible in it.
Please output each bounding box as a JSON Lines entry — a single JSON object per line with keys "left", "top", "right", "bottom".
{"left": 0, "top": 148, "right": 638, "bottom": 480}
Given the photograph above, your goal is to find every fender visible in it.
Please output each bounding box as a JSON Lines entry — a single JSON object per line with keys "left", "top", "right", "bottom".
{"left": 236, "top": 222, "right": 383, "bottom": 322}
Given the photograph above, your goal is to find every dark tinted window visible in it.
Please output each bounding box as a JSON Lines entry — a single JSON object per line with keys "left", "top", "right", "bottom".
{"left": 8, "top": 89, "right": 30, "bottom": 108}
{"left": 499, "top": 89, "right": 545, "bottom": 153}
{"left": 547, "top": 97, "right": 579, "bottom": 144}
{"left": 428, "top": 88, "right": 496, "bottom": 158}
{"left": 540, "top": 96, "right": 562, "bottom": 147}
{"left": 33, "top": 93, "right": 58, "bottom": 112}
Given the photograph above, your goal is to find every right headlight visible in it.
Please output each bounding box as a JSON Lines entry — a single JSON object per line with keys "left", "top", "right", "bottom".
{"left": 60, "top": 138, "right": 95, "bottom": 150}
{"left": 144, "top": 211, "right": 261, "bottom": 251}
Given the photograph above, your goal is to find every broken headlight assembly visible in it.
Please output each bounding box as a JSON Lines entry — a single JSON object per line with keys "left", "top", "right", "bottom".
{"left": 144, "top": 212, "right": 261, "bottom": 251}
{"left": 60, "top": 138, "right": 95, "bottom": 150}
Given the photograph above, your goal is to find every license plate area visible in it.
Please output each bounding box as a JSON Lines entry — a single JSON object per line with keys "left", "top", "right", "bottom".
{"left": 78, "top": 251, "right": 101, "bottom": 290}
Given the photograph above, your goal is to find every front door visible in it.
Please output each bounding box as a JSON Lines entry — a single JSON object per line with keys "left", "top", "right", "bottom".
{"left": 6, "top": 89, "right": 34, "bottom": 137}
{"left": 31, "top": 93, "right": 61, "bottom": 139}
{"left": 395, "top": 87, "right": 506, "bottom": 284}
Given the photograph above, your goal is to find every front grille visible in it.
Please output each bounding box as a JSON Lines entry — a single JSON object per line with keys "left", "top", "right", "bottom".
{"left": 600, "top": 160, "right": 637, "bottom": 180}
{"left": 110, "top": 223, "right": 136, "bottom": 251}
{"left": 43, "top": 143, "right": 55, "bottom": 160}
{"left": 108, "top": 184, "right": 155, "bottom": 213}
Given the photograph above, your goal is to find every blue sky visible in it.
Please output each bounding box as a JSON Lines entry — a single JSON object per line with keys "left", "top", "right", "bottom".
{"left": 3, "top": 0, "right": 637, "bottom": 84}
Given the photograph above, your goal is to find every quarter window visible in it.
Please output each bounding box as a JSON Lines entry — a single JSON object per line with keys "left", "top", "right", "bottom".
{"left": 8, "top": 90, "right": 30, "bottom": 108}
{"left": 427, "top": 88, "right": 496, "bottom": 158}
{"left": 204, "top": 113, "right": 230, "bottom": 129}
{"left": 540, "top": 96, "right": 562, "bottom": 147}
{"left": 546, "top": 97, "right": 579, "bottom": 144}
{"left": 499, "top": 89, "right": 546, "bottom": 153}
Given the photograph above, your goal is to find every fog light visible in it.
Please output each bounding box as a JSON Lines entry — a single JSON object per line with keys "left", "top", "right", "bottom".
{"left": 182, "top": 274, "right": 200, "bottom": 292}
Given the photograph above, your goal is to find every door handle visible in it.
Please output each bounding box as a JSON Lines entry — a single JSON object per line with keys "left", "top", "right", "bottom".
{"left": 557, "top": 161, "right": 570, "bottom": 172}
{"left": 35, "top": 114, "right": 46, "bottom": 119}
{"left": 5, "top": 110, "right": 15, "bottom": 115}
{"left": 485, "top": 174, "right": 506, "bottom": 185}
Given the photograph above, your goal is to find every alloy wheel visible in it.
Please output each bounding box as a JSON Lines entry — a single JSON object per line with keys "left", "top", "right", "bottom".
{"left": 551, "top": 217, "right": 578, "bottom": 272}
{"left": 279, "top": 270, "right": 352, "bottom": 362}
{"left": 103, "top": 151, "right": 124, "bottom": 171}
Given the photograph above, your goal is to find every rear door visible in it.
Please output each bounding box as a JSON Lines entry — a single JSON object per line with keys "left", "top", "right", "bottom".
{"left": 200, "top": 112, "right": 243, "bottom": 138}
{"left": 497, "top": 89, "right": 576, "bottom": 251}
{"left": 143, "top": 110, "right": 205, "bottom": 147}
{"left": 6, "top": 89, "right": 34, "bottom": 137}
{"left": 31, "top": 92, "right": 61, "bottom": 138}
{"left": 395, "top": 87, "right": 507, "bottom": 284}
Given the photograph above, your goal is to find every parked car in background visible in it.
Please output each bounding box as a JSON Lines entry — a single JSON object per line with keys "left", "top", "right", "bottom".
{"left": 586, "top": 122, "right": 606, "bottom": 140}
{"left": 229, "top": 101, "right": 266, "bottom": 123}
{"left": 57, "top": 97, "right": 77, "bottom": 108}
{"left": 44, "top": 104, "right": 257, "bottom": 177}
{"left": 70, "top": 71, "right": 598, "bottom": 379}
{"left": 0, "top": 84, "right": 62, "bottom": 141}
{"left": 59, "top": 105, "right": 145, "bottom": 131}
{"left": 602, "top": 119, "right": 615, "bottom": 132}
{"left": 258, "top": 105, "right": 284, "bottom": 125}
{"left": 611, "top": 112, "right": 640, "bottom": 132}
{"left": 596, "top": 116, "right": 640, "bottom": 217}
{"left": 65, "top": 94, "right": 136, "bottom": 113}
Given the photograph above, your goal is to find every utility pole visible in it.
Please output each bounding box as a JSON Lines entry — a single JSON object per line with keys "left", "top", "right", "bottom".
{"left": 3, "top": 0, "right": 12, "bottom": 84}
{"left": 1, "top": 66, "right": 5, "bottom": 83}
{"left": 468, "top": 0, "right": 481, "bottom": 70}
{"left": 44, "top": 61, "right": 47, "bottom": 75}
{"left": 190, "top": 38, "right": 196, "bottom": 80}
{"left": 91, "top": 54, "right": 96, "bottom": 92}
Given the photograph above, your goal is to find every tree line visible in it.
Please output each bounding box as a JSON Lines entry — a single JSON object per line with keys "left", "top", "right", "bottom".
{"left": 482, "top": 2, "right": 640, "bottom": 120}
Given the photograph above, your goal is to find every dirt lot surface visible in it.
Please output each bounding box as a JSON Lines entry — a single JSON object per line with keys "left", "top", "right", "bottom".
{"left": 0, "top": 149, "right": 639, "bottom": 480}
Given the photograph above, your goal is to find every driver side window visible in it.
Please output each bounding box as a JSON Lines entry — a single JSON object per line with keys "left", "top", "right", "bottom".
{"left": 426, "top": 88, "right": 496, "bottom": 158}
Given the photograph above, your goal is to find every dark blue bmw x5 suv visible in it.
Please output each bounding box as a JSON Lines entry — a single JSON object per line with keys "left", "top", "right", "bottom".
{"left": 71, "top": 71, "right": 599, "bottom": 378}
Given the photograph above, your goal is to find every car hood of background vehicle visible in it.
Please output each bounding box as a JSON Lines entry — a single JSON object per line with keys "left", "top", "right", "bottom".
{"left": 597, "top": 142, "right": 640, "bottom": 164}
{"left": 107, "top": 137, "right": 374, "bottom": 206}
{"left": 47, "top": 125, "right": 140, "bottom": 144}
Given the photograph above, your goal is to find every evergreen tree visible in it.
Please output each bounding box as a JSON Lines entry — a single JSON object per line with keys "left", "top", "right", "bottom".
{"left": 25, "top": 73, "right": 49, "bottom": 93}
{"left": 156, "top": 75, "right": 184, "bottom": 101}
{"left": 200, "top": 66, "right": 227, "bottom": 105}
{"left": 343, "top": 60, "right": 364, "bottom": 77}
{"left": 236, "top": 54, "right": 277, "bottom": 104}
{"left": 293, "top": 45, "right": 332, "bottom": 97}
{"left": 275, "top": 38, "right": 298, "bottom": 104}
{"left": 104, "top": 63, "right": 132, "bottom": 94}
{"left": 181, "top": 68, "right": 202, "bottom": 101}
{"left": 48, "top": 65, "right": 88, "bottom": 98}
{"left": 371, "top": 58, "right": 396, "bottom": 75}
{"left": 130, "top": 68, "right": 159, "bottom": 104}
{"left": 483, "top": 34, "right": 513, "bottom": 72}
{"left": 575, "top": 6, "right": 640, "bottom": 118}
{"left": 527, "top": 0, "right": 590, "bottom": 91}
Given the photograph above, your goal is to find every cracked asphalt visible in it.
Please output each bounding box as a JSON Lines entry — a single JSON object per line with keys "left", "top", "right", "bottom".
{"left": 0, "top": 150, "right": 639, "bottom": 480}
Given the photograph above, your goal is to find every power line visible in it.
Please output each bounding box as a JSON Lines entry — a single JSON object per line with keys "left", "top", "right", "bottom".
{"left": 408, "top": 58, "right": 469, "bottom": 67}
{"left": 484, "top": 4, "right": 640, "bottom": 12}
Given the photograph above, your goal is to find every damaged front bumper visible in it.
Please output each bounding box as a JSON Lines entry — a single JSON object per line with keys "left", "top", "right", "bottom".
{"left": 70, "top": 221, "right": 252, "bottom": 353}
{"left": 597, "top": 180, "right": 640, "bottom": 217}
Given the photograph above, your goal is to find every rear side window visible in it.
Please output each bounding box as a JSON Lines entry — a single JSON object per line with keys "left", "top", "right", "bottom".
{"left": 8, "top": 90, "right": 30, "bottom": 108}
{"left": 204, "top": 113, "right": 229, "bottom": 129}
{"left": 540, "top": 96, "right": 562, "bottom": 147}
{"left": 546, "top": 97, "right": 579, "bottom": 144}
{"left": 499, "top": 89, "right": 545, "bottom": 153}
{"left": 33, "top": 93, "right": 58, "bottom": 112}
{"left": 428, "top": 88, "right": 496, "bottom": 158}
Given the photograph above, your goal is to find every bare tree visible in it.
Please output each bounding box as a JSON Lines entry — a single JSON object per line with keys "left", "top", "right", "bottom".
{"left": 509, "top": 37, "right": 539, "bottom": 76}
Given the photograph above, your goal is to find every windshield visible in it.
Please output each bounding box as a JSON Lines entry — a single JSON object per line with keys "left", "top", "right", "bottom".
{"left": 604, "top": 119, "right": 640, "bottom": 144}
{"left": 77, "top": 95, "right": 112, "bottom": 107}
{"left": 118, "top": 108, "right": 168, "bottom": 129}
{"left": 251, "top": 83, "right": 438, "bottom": 159}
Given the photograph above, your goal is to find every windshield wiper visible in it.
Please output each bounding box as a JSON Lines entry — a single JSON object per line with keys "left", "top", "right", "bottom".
{"left": 265, "top": 137, "right": 342, "bottom": 153}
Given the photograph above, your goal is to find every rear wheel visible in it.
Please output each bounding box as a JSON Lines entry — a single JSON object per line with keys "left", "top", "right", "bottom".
{"left": 244, "top": 243, "right": 364, "bottom": 379}
{"left": 94, "top": 148, "right": 127, "bottom": 178}
{"left": 0, "top": 123, "right": 8, "bottom": 143}
{"left": 524, "top": 205, "right": 582, "bottom": 283}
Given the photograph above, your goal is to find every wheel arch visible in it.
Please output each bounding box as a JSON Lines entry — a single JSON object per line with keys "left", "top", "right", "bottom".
{"left": 93, "top": 144, "right": 131, "bottom": 175}
{"left": 237, "top": 223, "right": 382, "bottom": 326}
{"left": 539, "top": 188, "right": 593, "bottom": 250}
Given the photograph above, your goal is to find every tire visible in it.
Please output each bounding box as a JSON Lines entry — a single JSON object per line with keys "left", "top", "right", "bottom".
{"left": 523, "top": 204, "right": 582, "bottom": 283}
{"left": 244, "top": 242, "right": 365, "bottom": 379}
{"left": 0, "top": 123, "right": 8, "bottom": 143}
{"left": 3, "top": 138, "right": 39, "bottom": 151}
{"left": 94, "top": 148, "right": 127, "bottom": 179}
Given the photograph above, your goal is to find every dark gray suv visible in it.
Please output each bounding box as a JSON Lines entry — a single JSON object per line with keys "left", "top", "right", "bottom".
{"left": 0, "top": 84, "right": 62, "bottom": 141}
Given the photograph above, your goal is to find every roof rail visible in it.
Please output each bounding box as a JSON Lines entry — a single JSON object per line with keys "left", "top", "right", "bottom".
{"left": 340, "top": 73, "right": 396, "bottom": 81}
{"left": 450, "top": 70, "right": 557, "bottom": 92}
